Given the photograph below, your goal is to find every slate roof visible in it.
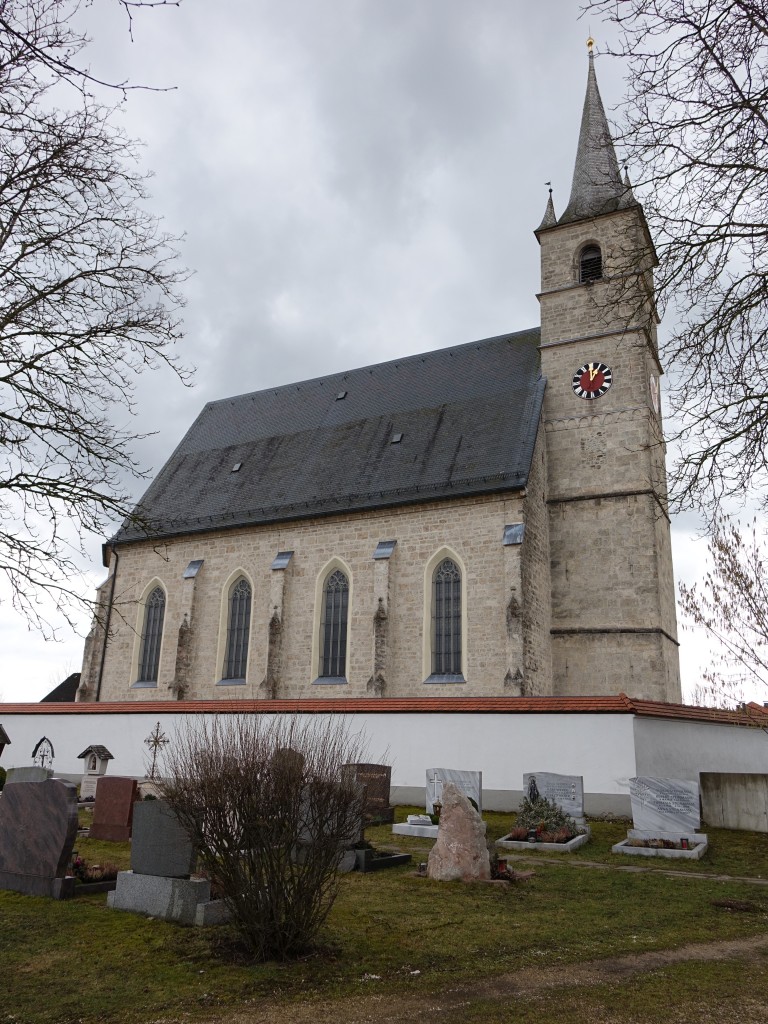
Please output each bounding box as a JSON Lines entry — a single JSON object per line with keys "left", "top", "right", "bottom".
{"left": 115, "top": 328, "right": 545, "bottom": 544}
{"left": 40, "top": 672, "right": 80, "bottom": 703}
{"left": 557, "top": 53, "right": 637, "bottom": 226}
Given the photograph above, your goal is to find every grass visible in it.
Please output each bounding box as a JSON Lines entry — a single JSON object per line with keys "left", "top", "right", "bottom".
{"left": 2, "top": 808, "right": 768, "bottom": 1024}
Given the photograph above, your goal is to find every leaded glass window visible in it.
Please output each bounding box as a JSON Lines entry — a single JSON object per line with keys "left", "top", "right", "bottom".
{"left": 320, "top": 569, "right": 349, "bottom": 678}
{"left": 224, "top": 577, "right": 252, "bottom": 680}
{"left": 138, "top": 586, "right": 165, "bottom": 683}
{"left": 432, "top": 558, "right": 461, "bottom": 675}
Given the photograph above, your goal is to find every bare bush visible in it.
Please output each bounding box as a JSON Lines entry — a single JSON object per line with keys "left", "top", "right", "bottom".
{"left": 158, "top": 714, "right": 368, "bottom": 960}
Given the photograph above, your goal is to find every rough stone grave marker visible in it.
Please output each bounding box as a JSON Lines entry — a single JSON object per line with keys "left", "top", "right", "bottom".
{"left": 90, "top": 777, "right": 138, "bottom": 841}
{"left": 524, "top": 772, "right": 584, "bottom": 822}
{"left": 427, "top": 783, "right": 491, "bottom": 882}
{"left": 0, "top": 779, "right": 78, "bottom": 898}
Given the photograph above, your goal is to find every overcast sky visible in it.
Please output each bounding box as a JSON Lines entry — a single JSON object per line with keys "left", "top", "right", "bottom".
{"left": 0, "top": 0, "right": 729, "bottom": 704}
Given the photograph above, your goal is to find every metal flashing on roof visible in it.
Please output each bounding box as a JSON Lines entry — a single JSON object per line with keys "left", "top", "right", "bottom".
{"left": 390, "top": 432, "right": 403, "bottom": 444}
{"left": 373, "top": 540, "right": 397, "bottom": 560}
{"left": 183, "top": 559, "right": 204, "bottom": 578}
{"left": 336, "top": 391, "right": 347, "bottom": 400}
{"left": 231, "top": 462, "right": 242, "bottom": 472}
{"left": 503, "top": 523, "right": 525, "bottom": 546}
{"left": 271, "top": 550, "right": 294, "bottom": 570}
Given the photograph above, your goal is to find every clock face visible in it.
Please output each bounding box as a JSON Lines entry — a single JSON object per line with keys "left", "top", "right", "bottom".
{"left": 572, "top": 361, "right": 613, "bottom": 400}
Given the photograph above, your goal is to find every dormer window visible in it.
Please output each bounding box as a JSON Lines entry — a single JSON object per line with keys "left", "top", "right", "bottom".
{"left": 579, "top": 245, "right": 603, "bottom": 283}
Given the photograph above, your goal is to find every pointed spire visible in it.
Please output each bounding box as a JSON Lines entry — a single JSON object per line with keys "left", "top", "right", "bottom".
{"left": 558, "top": 44, "right": 636, "bottom": 225}
{"left": 536, "top": 186, "right": 557, "bottom": 231}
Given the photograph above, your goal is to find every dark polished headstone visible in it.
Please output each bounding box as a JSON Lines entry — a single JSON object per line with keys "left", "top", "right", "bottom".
{"left": 5, "top": 766, "right": 53, "bottom": 785}
{"left": 131, "top": 801, "right": 196, "bottom": 878}
{"left": 344, "top": 763, "right": 394, "bottom": 823}
{"left": 90, "top": 777, "right": 138, "bottom": 841}
{"left": 0, "top": 779, "right": 78, "bottom": 898}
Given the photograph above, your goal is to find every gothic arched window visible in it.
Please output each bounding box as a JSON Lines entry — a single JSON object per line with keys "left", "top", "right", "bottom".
{"left": 223, "top": 577, "right": 252, "bottom": 680}
{"left": 579, "top": 244, "right": 603, "bottom": 283}
{"left": 320, "top": 569, "right": 349, "bottom": 678}
{"left": 138, "top": 586, "right": 165, "bottom": 683}
{"left": 432, "top": 558, "right": 462, "bottom": 675}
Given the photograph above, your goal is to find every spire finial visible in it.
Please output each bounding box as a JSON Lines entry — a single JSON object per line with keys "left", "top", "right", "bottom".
{"left": 587, "top": 35, "right": 595, "bottom": 54}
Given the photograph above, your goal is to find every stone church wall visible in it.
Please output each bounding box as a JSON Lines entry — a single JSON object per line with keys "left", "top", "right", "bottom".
{"left": 91, "top": 490, "right": 533, "bottom": 702}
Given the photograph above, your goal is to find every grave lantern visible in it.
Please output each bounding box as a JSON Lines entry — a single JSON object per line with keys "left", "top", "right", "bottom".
{"left": 77, "top": 744, "right": 114, "bottom": 801}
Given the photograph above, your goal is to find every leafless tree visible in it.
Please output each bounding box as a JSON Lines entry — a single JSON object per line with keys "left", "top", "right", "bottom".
{"left": 158, "top": 715, "right": 368, "bottom": 961}
{"left": 679, "top": 517, "right": 768, "bottom": 706}
{"left": 583, "top": 0, "right": 768, "bottom": 517}
{"left": 0, "top": 0, "right": 187, "bottom": 633}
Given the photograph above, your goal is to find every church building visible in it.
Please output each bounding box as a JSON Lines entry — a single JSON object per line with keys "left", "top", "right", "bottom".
{"left": 78, "top": 50, "right": 681, "bottom": 706}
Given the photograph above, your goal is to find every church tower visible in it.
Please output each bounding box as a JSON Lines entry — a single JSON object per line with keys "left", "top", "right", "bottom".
{"left": 536, "top": 45, "right": 681, "bottom": 701}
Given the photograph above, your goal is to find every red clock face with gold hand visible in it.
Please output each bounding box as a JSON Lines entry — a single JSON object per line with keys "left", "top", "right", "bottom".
{"left": 572, "top": 361, "right": 612, "bottom": 400}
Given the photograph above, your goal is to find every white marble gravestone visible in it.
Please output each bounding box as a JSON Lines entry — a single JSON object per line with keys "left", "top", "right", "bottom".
{"left": 629, "top": 777, "right": 701, "bottom": 833}
{"left": 524, "top": 772, "right": 584, "bottom": 822}
{"left": 426, "top": 768, "right": 482, "bottom": 814}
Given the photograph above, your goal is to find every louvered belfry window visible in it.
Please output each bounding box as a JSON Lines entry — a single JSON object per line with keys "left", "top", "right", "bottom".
{"left": 321, "top": 569, "right": 349, "bottom": 677}
{"left": 432, "top": 558, "right": 461, "bottom": 675}
{"left": 579, "top": 244, "right": 603, "bottom": 283}
{"left": 224, "top": 577, "right": 252, "bottom": 680}
{"left": 138, "top": 586, "right": 165, "bottom": 682}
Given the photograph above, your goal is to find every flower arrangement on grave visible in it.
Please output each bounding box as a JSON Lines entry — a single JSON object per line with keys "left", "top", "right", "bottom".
{"left": 70, "top": 854, "right": 120, "bottom": 883}
{"left": 506, "top": 782, "right": 582, "bottom": 844}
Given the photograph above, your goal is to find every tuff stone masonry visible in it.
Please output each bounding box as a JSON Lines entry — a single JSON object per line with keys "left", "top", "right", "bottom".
{"left": 80, "top": 51, "right": 681, "bottom": 705}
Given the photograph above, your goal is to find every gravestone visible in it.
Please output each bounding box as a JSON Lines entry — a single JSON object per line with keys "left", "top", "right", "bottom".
{"left": 90, "top": 777, "right": 138, "bottom": 841}
{"left": 524, "top": 772, "right": 584, "bottom": 823}
{"left": 0, "top": 779, "right": 78, "bottom": 898}
{"left": 131, "top": 800, "right": 196, "bottom": 878}
{"left": 427, "top": 768, "right": 482, "bottom": 814}
{"left": 427, "top": 783, "right": 491, "bottom": 882}
{"left": 629, "top": 777, "right": 701, "bottom": 833}
{"left": 5, "top": 766, "right": 53, "bottom": 786}
{"left": 612, "top": 777, "right": 708, "bottom": 859}
{"left": 343, "top": 763, "right": 394, "bottom": 824}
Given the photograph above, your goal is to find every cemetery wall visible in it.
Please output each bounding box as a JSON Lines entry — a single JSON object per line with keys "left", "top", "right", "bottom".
{"left": 3, "top": 705, "right": 768, "bottom": 816}
{"left": 633, "top": 717, "right": 768, "bottom": 782}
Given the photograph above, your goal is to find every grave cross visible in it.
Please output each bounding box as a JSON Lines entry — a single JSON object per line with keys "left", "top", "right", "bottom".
{"left": 144, "top": 722, "right": 169, "bottom": 780}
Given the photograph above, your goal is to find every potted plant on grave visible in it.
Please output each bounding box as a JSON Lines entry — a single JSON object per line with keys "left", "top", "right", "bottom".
{"left": 505, "top": 790, "right": 584, "bottom": 845}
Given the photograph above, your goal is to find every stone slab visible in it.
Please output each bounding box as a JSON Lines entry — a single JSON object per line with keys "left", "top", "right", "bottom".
{"left": 108, "top": 871, "right": 212, "bottom": 925}
{"left": 392, "top": 823, "right": 439, "bottom": 839}
{"left": 5, "top": 766, "right": 53, "bottom": 785}
{"left": 523, "top": 772, "right": 584, "bottom": 821}
{"left": 612, "top": 830, "right": 709, "bottom": 860}
{"left": 131, "top": 801, "right": 196, "bottom": 878}
{"left": 194, "top": 899, "right": 232, "bottom": 926}
{"left": 79, "top": 776, "right": 99, "bottom": 801}
{"left": 91, "top": 777, "right": 137, "bottom": 841}
{"left": 426, "top": 768, "right": 482, "bottom": 814}
{"left": 0, "top": 779, "right": 78, "bottom": 898}
{"left": 629, "top": 777, "right": 700, "bottom": 833}
{"left": 700, "top": 772, "right": 768, "bottom": 832}
{"left": 497, "top": 831, "right": 591, "bottom": 854}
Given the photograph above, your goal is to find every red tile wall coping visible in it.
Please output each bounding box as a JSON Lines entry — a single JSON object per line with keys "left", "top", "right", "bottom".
{"left": 1, "top": 695, "right": 766, "bottom": 727}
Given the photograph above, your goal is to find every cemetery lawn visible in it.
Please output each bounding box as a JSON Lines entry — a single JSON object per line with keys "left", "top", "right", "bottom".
{"left": 3, "top": 810, "right": 768, "bottom": 1024}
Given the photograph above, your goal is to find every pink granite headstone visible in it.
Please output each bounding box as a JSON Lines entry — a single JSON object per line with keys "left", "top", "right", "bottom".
{"left": 90, "top": 776, "right": 138, "bottom": 841}
{"left": 0, "top": 779, "right": 78, "bottom": 897}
